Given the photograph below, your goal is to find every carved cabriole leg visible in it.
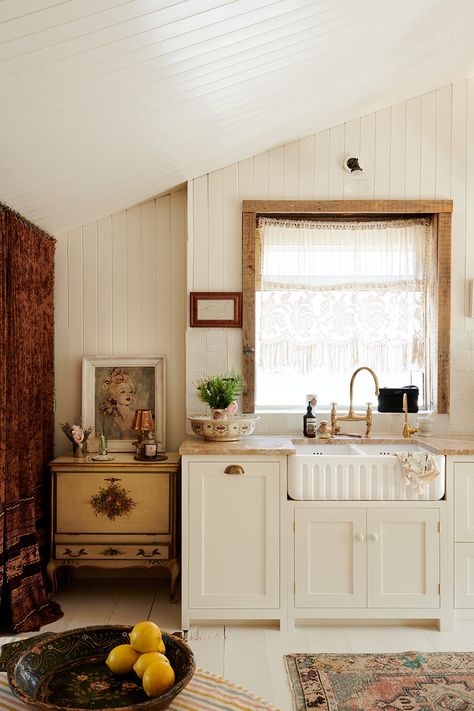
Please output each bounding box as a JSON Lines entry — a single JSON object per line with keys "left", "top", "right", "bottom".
{"left": 46, "top": 559, "right": 60, "bottom": 598}
{"left": 169, "top": 559, "right": 180, "bottom": 604}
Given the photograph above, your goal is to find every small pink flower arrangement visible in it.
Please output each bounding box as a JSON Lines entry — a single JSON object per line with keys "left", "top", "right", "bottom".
{"left": 60, "top": 422, "right": 93, "bottom": 444}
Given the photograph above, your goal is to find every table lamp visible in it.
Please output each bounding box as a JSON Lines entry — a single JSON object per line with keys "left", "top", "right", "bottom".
{"left": 131, "top": 409, "right": 167, "bottom": 461}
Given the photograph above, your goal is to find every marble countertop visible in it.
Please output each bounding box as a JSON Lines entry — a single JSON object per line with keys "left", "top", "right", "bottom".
{"left": 179, "top": 434, "right": 474, "bottom": 456}
{"left": 179, "top": 435, "right": 295, "bottom": 455}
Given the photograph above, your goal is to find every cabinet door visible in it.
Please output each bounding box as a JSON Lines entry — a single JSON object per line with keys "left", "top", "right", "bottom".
{"left": 294, "top": 508, "right": 366, "bottom": 608}
{"left": 367, "top": 509, "right": 439, "bottom": 608}
{"left": 455, "top": 543, "right": 474, "bottom": 608}
{"left": 188, "top": 460, "right": 280, "bottom": 609}
{"left": 455, "top": 463, "right": 474, "bottom": 541}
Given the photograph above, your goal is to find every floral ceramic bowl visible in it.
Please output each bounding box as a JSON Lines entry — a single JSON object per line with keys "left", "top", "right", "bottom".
{"left": 6, "top": 626, "right": 195, "bottom": 710}
{"left": 188, "top": 415, "right": 259, "bottom": 441}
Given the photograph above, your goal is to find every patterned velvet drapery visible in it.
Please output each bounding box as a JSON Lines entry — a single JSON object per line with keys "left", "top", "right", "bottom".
{"left": 0, "top": 203, "right": 63, "bottom": 632}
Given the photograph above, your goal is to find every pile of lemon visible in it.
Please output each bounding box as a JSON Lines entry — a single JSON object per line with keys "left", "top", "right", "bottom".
{"left": 105, "top": 621, "right": 175, "bottom": 698}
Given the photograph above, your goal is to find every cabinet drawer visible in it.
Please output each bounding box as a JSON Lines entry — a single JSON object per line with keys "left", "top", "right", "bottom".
{"left": 55, "top": 472, "right": 170, "bottom": 534}
{"left": 55, "top": 543, "right": 169, "bottom": 561}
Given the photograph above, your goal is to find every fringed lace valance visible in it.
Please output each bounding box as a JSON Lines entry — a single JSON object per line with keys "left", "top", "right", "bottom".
{"left": 257, "top": 217, "right": 432, "bottom": 374}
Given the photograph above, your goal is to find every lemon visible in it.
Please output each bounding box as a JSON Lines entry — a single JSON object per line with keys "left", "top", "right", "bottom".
{"left": 129, "top": 621, "right": 162, "bottom": 653}
{"left": 133, "top": 651, "right": 169, "bottom": 679}
{"left": 142, "top": 658, "right": 175, "bottom": 698}
{"left": 105, "top": 644, "right": 140, "bottom": 674}
{"left": 157, "top": 638, "right": 166, "bottom": 654}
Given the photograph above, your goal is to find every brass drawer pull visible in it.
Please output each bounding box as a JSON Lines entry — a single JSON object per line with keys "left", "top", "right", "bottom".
{"left": 63, "top": 548, "right": 88, "bottom": 557}
{"left": 224, "top": 465, "right": 245, "bottom": 475}
{"left": 136, "top": 548, "right": 162, "bottom": 558}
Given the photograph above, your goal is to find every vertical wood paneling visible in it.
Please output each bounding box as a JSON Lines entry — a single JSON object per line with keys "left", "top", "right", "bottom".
{"left": 140, "top": 199, "right": 157, "bottom": 354}
{"left": 82, "top": 221, "right": 98, "bottom": 355}
{"left": 126, "top": 205, "right": 141, "bottom": 353}
{"left": 360, "top": 112, "right": 375, "bottom": 198}
{"left": 283, "top": 141, "right": 299, "bottom": 198}
{"left": 155, "top": 195, "right": 171, "bottom": 357}
{"left": 436, "top": 85, "right": 452, "bottom": 199}
{"left": 343, "top": 118, "right": 361, "bottom": 197}
{"left": 298, "top": 135, "right": 314, "bottom": 199}
{"left": 268, "top": 146, "right": 284, "bottom": 198}
{"left": 189, "top": 80, "right": 474, "bottom": 430}
{"left": 389, "top": 102, "right": 406, "bottom": 197}
{"left": 54, "top": 232, "right": 69, "bottom": 446}
{"left": 224, "top": 163, "right": 240, "bottom": 291}
{"left": 374, "top": 107, "right": 391, "bottom": 196}
{"left": 451, "top": 80, "right": 467, "bottom": 330}
{"left": 466, "top": 76, "right": 474, "bottom": 332}
{"left": 405, "top": 96, "right": 422, "bottom": 198}
{"left": 420, "top": 91, "right": 437, "bottom": 197}
{"left": 169, "top": 190, "right": 187, "bottom": 448}
{"left": 193, "top": 175, "right": 209, "bottom": 290}
{"left": 67, "top": 227, "right": 83, "bottom": 420}
{"left": 313, "top": 130, "right": 330, "bottom": 198}
{"left": 96, "top": 216, "right": 113, "bottom": 355}
{"left": 253, "top": 152, "right": 269, "bottom": 199}
{"left": 111, "top": 210, "right": 127, "bottom": 354}
{"left": 328, "top": 124, "right": 345, "bottom": 198}
{"left": 55, "top": 190, "right": 187, "bottom": 454}
{"left": 208, "top": 170, "right": 224, "bottom": 291}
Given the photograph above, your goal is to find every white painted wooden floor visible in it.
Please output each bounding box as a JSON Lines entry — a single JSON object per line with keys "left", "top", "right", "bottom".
{"left": 2, "top": 576, "right": 474, "bottom": 711}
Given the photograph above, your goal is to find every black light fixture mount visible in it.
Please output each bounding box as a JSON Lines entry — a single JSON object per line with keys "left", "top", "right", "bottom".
{"left": 345, "top": 157, "right": 363, "bottom": 173}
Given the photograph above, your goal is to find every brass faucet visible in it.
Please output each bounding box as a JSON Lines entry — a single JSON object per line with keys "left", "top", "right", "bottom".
{"left": 402, "top": 393, "right": 419, "bottom": 438}
{"left": 331, "top": 366, "right": 380, "bottom": 437}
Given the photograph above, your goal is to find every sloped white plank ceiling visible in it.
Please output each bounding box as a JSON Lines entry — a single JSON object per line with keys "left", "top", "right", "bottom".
{"left": 1, "top": 0, "right": 474, "bottom": 233}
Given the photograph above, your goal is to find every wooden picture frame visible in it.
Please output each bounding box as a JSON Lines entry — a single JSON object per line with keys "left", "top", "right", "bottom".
{"left": 190, "top": 292, "right": 242, "bottom": 328}
{"left": 82, "top": 355, "right": 166, "bottom": 452}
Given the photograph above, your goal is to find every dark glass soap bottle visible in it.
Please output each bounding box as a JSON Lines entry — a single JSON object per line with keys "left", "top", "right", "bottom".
{"left": 303, "top": 401, "right": 317, "bottom": 438}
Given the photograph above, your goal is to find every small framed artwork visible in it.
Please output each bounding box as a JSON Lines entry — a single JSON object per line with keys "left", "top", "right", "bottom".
{"left": 190, "top": 292, "right": 242, "bottom": 328}
{"left": 82, "top": 355, "right": 166, "bottom": 452}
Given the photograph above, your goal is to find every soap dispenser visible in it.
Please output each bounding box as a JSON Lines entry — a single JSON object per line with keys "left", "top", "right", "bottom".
{"left": 303, "top": 394, "right": 317, "bottom": 438}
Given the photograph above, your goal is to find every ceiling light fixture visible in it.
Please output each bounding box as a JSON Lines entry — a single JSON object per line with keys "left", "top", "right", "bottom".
{"left": 344, "top": 156, "right": 371, "bottom": 195}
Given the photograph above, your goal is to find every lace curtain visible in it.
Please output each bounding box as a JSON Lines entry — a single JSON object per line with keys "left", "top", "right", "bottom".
{"left": 257, "top": 217, "right": 433, "bottom": 374}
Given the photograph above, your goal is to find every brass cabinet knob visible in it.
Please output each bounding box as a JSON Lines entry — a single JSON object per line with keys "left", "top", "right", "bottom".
{"left": 224, "top": 465, "right": 245, "bottom": 475}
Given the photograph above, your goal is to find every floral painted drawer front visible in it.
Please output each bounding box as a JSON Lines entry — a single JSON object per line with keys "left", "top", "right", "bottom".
{"left": 56, "top": 472, "right": 170, "bottom": 534}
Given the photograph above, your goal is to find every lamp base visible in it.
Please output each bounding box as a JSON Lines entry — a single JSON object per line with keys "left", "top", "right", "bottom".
{"left": 133, "top": 453, "right": 168, "bottom": 462}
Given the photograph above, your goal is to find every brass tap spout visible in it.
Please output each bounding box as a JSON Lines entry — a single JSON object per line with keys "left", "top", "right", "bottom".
{"left": 348, "top": 367, "right": 380, "bottom": 417}
{"left": 331, "top": 366, "right": 380, "bottom": 437}
{"left": 402, "top": 393, "right": 419, "bottom": 438}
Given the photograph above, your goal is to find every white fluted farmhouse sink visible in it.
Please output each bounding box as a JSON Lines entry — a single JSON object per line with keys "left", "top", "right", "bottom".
{"left": 288, "top": 443, "right": 445, "bottom": 501}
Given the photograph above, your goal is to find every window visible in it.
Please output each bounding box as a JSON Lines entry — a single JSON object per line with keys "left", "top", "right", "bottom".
{"left": 242, "top": 200, "right": 452, "bottom": 414}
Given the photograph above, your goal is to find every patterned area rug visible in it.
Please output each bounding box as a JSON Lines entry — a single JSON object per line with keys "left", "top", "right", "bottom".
{"left": 285, "top": 651, "right": 474, "bottom": 710}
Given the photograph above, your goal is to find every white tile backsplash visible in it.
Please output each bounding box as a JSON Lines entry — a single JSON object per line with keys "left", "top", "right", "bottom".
{"left": 206, "top": 330, "right": 228, "bottom": 352}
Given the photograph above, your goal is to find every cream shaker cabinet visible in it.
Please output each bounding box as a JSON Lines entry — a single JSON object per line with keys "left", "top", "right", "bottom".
{"left": 181, "top": 455, "right": 286, "bottom": 628}
{"left": 293, "top": 505, "right": 440, "bottom": 614}
{"left": 453, "top": 458, "right": 474, "bottom": 608}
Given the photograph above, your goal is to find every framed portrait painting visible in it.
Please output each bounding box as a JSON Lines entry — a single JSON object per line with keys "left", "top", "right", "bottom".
{"left": 82, "top": 356, "right": 166, "bottom": 452}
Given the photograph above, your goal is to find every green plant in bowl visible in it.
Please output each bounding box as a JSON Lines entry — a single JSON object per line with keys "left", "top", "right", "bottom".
{"left": 195, "top": 373, "right": 243, "bottom": 409}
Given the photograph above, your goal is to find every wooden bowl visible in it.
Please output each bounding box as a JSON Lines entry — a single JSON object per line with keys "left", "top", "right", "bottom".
{"left": 8, "top": 626, "right": 195, "bottom": 710}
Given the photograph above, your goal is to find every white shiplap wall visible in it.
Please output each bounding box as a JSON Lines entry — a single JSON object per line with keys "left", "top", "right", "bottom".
{"left": 187, "top": 78, "right": 474, "bottom": 434}
{"left": 55, "top": 188, "right": 187, "bottom": 454}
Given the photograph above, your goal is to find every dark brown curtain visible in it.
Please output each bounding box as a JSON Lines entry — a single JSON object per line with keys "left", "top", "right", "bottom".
{"left": 0, "top": 203, "right": 63, "bottom": 632}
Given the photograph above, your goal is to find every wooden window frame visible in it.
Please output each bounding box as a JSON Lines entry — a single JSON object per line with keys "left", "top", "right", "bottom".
{"left": 242, "top": 199, "right": 452, "bottom": 414}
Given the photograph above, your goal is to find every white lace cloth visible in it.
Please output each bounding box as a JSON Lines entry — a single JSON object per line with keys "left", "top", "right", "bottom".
{"left": 258, "top": 217, "right": 433, "bottom": 374}
{"left": 395, "top": 451, "right": 440, "bottom": 494}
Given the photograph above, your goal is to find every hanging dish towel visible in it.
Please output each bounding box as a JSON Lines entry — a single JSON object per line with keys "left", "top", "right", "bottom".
{"left": 395, "top": 451, "right": 440, "bottom": 494}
